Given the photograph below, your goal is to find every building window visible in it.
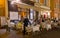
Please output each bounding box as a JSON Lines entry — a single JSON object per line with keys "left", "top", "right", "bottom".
{"left": 35, "top": 0, "right": 39, "bottom": 3}
{"left": 55, "top": 3, "right": 60, "bottom": 8}
{"left": 59, "top": 5, "right": 60, "bottom": 9}
{"left": 30, "top": 0, "right": 34, "bottom": 1}
{"left": 44, "top": 0, "right": 47, "bottom": 6}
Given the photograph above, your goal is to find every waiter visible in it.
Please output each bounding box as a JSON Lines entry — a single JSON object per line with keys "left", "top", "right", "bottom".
{"left": 23, "top": 17, "right": 31, "bottom": 35}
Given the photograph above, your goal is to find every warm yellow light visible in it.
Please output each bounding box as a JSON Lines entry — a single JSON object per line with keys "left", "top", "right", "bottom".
{"left": 0, "top": 0, "right": 5, "bottom": 7}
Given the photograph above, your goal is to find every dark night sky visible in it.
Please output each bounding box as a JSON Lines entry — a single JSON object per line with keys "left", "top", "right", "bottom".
{"left": 8, "top": 1, "right": 18, "bottom": 12}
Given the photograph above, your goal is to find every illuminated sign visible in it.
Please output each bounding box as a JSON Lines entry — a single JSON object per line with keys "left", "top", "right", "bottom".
{"left": 10, "top": 11, "right": 18, "bottom": 20}
{"left": 30, "top": 9, "right": 34, "bottom": 19}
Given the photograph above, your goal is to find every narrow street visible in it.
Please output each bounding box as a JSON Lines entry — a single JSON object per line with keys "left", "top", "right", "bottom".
{"left": 0, "top": 0, "right": 60, "bottom": 38}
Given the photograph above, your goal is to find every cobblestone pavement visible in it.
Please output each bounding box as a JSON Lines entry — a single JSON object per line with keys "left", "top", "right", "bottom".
{"left": 0, "top": 28, "right": 60, "bottom": 38}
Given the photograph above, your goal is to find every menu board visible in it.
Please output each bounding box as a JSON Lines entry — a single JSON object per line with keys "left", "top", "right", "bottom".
{"left": 10, "top": 11, "right": 18, "bottom": 20}
{"left": 1, "top": 17, "right": 6, "bottom": 26}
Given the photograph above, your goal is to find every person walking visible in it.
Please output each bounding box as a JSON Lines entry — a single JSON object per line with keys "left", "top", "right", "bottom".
{"left": 23, "top": 17, "right": 31, "bottom": 35}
